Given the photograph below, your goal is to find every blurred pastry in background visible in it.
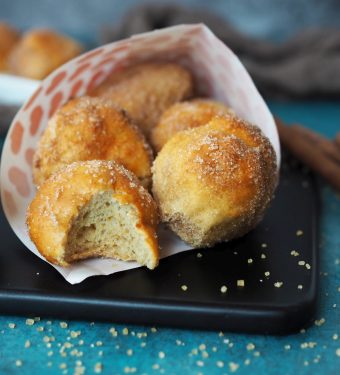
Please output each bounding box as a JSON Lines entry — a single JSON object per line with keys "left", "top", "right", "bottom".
{"left": 33, "top": 96, "right": 153, "bottom": 187}
{"left": 0, "top": 22, "right": 20, "bottom": 71}
{"left": 8, "top": 29, "right": 82, "bottom": 79}
{"left": 90, "top": 62, "right": 194, "bottom": 139}
{"left": 151, "top": 99, "right": 234, "bottom": 152}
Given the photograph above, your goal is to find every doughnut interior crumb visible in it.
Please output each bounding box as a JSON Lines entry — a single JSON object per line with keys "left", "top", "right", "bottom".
{"left": 65, "top": 191, "right": 155, "bottom": 269}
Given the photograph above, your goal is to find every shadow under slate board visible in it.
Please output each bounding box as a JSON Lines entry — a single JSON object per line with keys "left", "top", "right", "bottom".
{"left": 0, "top": 152, "right": 319, "bottom": 335}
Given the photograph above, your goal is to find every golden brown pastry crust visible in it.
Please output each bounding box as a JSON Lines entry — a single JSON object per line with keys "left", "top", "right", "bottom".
{"left": 33, "top": 96, "right": 153, "bottom": 187}
{"left": 8, "top": 29, "right": 82, "bottom": 79}
{"left": 89, "top": 62, "right": 194, "bottom": 138}
{"left": 27, "top": 160, "right": 159, "bottom": 267}
{"left": 151, "top": 99, "right": 233, "bottom": 152}
{"left": 152, "top": 115, "right": 278, "bottom": 247}
{"left": 0, "top": 22, "right": 20, "bottom": 71}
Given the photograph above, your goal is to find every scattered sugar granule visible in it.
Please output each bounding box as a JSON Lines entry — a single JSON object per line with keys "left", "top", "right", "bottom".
{"left": 305, "top": 263, "right": 311, "bottom": 270}
{"left": 220, "top": 285, "right": 228, "bottom": 293}
{"left": 254, "top": 351, "right": 261, "bottom": 357}
{"left": 158, "top": 351, "right": 165, "bottom": 359}
{"left": 298, "top": 260, "right": 306, "bottom": 266}
{"left": 244, "top": 359, "right": 251, "bottom": 365}
{"left": 197, "top": 253, "right": 203, "bottom": 258}
{"left": 198, "top": 344, "right": 206, "bottom": 351}
{"left": 229, "top": 362, "right": 239, "bottom": 372}
{"left": 152, "top": 364, "right": 160, "bottom": 370}
{"left": 291, "top": 250, "right": 299, "bottom": 257}
{"left": 264, "top": 271, "right": 270, "bottom": 277}
{"left": 122, "top": 328, "right": 129, "bottom": 335}
{"left": 298, "top": 285, "right": 304, "bottom": 290}
{"left": 96, "top": 341, "right": 102, "bottom": 347}
{"left": 151, "top": 327, "right": 157, "bottom": 333}
{"left": 237, "top": 280, "right": 245, "bottom": 287}
{"left": 8, "top": 323, "right": 16, "bottom": 329}
{"left": 24, "top": 340, "right": 31, "bottom": 348}
{"left": 333, "top": 334, "right": 338, "bottom": 340}
{"left": 109, "top": 328, "right": 118, "bottom": 337}
{"left": 94, "top": 362, "right": 102, "bottom": 373}
{"left": 247, "top": 258, "right": 253, "bottom": 264}
{"left": 284, "top": 344, "right": 291, "bottom": 350}
{"left": 202, "top": 351, "right": 209, "bottom": 358}
{"left": 216, "top": 360, "right": 224, "bottom": 368}
{"left": 70, "top": 331, "right": 81, "bottom": 338}
{"left": 181, "top": 285, "right": 188, "bottom": 291}
{"left": 196, "top": 360, "right": 204, "bottom": 367}
{"left": 15, "top": 360, "right": 22, "bottom": 367}
{"left": 261, "top": 243, "right": 268, "bottom": 248}
{"left": 60, "top": 322, "right": 68, "bottom": 329}
{"left": 126, "top": 349, "right": 133, "bottom": 356}
{"left": 261, "top": 254, "right": 266, "bottom": 259}
{"left": 336, "top": 348, "right": 340, "bottom": 357}
{"left": 274, "top": 282, "right": 283, "bottom": 288}
{"left": 315, "top": 318, "right": 326, "bottom": 326}
{"left": 296, "top": 230, "right": 304, "bottom": 236}
{"left": 246, "top": 343, "right": 255, "bottom": 351}
{"left": 26, "top": 319, "right": 35, "bottom": 326}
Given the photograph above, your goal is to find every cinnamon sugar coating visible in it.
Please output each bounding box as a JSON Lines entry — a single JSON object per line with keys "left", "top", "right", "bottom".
{"left": 33, "top": 96, "right": 153, "bottom": 187}
{"left": 152, "top": 115, "right": 278, "bottom": 247}
{"left": 151, "top": 99, "right": 233, "bottom": 152}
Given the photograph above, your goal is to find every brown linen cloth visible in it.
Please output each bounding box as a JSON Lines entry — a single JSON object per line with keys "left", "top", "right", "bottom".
{"left": 101, "top": 3, "right": 340, "bottom": 99}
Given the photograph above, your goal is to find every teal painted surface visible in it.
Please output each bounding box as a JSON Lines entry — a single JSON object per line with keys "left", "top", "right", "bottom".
{"left": 0, "top": 102, "right": 339, "bottom": 374}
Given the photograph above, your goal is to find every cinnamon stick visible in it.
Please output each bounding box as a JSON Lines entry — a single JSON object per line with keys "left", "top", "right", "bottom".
{"left": 275, "top": 118, "right": 340, "bottom": 191}
{"left": 290, "top": 124, "right": 340, "bottom": 164}
{"left": 335, "top": 133, "right": 340, "bottom": 150}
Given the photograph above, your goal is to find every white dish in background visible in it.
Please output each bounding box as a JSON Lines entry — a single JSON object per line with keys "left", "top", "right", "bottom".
{"left": 0, "top": 73, "right": 40, "bottom": 105}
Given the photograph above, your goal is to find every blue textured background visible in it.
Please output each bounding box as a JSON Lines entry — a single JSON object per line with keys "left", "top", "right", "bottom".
{"left": 0, "top": 102, "right": 339, "bottom": 374}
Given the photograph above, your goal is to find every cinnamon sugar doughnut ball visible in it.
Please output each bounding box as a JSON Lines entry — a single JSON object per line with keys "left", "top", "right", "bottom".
{"left": 151, "top": 99, "right": 233, "bottom": 152}
{"left": 90, "top": 62, "right": 194, "bottom": 138}
{"left": 0, "top": 23, "right": 20, "bottom": 71}
{"left": 8, "top": 29, "right": 82, "bottom": 79}
{"left": 33, "top": 96, "right": 153, "bottom": 187}
{"left": 152, "top": 115, "right": 278, "bottom": 247}
{"left": 27, "top": 160, "right": 159, "bottom": 268}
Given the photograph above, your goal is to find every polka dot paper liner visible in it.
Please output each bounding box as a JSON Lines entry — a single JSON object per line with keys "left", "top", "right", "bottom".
{"left": 0, "top": 24, "right": 280, "bottom": 284}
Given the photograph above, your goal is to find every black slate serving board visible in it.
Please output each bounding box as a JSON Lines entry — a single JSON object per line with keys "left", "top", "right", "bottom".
{"left": 0, "top": 153, "right": 319, "bottom": 334}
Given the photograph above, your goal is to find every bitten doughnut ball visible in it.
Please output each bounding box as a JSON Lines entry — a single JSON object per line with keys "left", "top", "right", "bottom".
{"left": 151, "top": 99, "right": 233, "bottom": 152}
{"left": 152, "top": 115, "right": 278, "bottom": 247}
{"left": 90, "top": 62, "right": 194, "bottom": 138}
{"left": 27, "top": 160, "right": 159, "bottom": 269}
{"left": 33, "top": 96, "right": 153, "bottom": 187}
{"left": 8, "top": 29, "right": 82, "bottom": 79}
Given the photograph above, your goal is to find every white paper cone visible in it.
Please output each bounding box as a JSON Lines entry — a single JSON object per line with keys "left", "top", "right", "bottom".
{"left": 0, "top": 24, "right": 280, "bottom": 284}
